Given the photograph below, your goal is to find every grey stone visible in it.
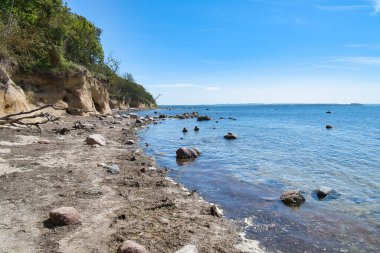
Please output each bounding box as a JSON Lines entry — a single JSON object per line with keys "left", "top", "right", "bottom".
{"left": 85, "top": 134, "right": 106, "bottom": 146}
{"left": 104, "top": 165, "right": 120, "bottom": 175}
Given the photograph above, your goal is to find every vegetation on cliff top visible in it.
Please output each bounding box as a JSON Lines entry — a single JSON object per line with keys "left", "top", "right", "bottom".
{"left": 0, "top": 0, "right": 156, "bottom": 106}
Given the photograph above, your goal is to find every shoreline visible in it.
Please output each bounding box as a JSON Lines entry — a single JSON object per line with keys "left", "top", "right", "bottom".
{"left": 0, "top": 111, "right": 265, "bottom": 253}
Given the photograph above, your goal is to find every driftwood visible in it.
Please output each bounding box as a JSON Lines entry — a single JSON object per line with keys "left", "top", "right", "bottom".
{"left": 0, "top": 104, "right": 63, "bottom": 132}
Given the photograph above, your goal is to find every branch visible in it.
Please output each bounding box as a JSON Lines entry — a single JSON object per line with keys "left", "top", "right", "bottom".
{"left": 0, "top": 104, "right": 62, "bottom": 120}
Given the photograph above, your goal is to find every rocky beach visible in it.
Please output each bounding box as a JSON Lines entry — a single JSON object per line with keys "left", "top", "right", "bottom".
{"left": 0, "top": 111, "right": 264, "bottom": 253}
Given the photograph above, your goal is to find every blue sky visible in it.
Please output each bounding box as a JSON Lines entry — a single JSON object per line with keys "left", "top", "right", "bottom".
{"left": 65, "top": 0, "right": 380, "bottom": 104}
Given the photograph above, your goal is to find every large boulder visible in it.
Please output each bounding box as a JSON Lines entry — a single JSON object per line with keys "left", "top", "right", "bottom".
{"left": 117, "top": 240, "right": 148, "bottom": 253}
{"left": 85, "top": 134, "right": 106, "bottom": 146}
{"left": 49, "top": 207, "right": 81, "bottom": 226}
{"left": 280, "top": 190, "right": 305, "bottom": 207}
{"left": 176, "top": 147, "right": 200, "bottom": 159}
{"left": 175, "top": 245, "right": 198, "bottom": 253}
{"left": 197, "top": 116, "right": 212, "bottom": 121}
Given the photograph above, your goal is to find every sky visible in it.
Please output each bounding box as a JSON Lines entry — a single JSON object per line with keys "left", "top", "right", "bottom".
{"left": 65, "top": 0, "right": 380, "bottom": 105}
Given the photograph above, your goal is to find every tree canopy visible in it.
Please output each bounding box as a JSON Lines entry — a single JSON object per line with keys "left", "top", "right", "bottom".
{"left": 0, "top": 0, "right": 156, "bottom": 106}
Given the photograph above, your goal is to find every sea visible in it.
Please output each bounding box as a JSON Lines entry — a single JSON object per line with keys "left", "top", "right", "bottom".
{"left": 137, "top": 104, "right": 380, "bottom": 253}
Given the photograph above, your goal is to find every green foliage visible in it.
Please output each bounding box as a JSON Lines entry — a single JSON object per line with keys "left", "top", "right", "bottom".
{"left": 109, "top": 76, "right": 156, "bottom": 106}
{"left": 0, "top": 0, "right": 156, "bottom": 107}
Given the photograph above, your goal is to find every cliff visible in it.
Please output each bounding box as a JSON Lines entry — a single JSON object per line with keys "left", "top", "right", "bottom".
{"left": 13, "top": 69, "right": 112, "bottom": 116}
{"left": 0, "top": 66, "right": 156, "bottom": 117}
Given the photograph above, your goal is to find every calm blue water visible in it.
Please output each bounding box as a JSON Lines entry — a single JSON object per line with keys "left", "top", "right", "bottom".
{"left": 138, "top": 105, "right": 380, "bottom": 252}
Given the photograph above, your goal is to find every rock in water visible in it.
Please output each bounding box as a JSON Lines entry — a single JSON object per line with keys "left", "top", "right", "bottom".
{"left": 85, "top": 134, "right": 106, "bottom": 146}
{"left": 326, "top": 125, "right": 333, "bottom": 129}
{"left": 224, "top": 132, "right": 237, "bottom": 139}
{"left": 176, "top": 147, "right": 200, "bottom": 159}
{"left": 280, "top": 190, "right": 305, "bottom": 207}
{"left": 49, "top": 207, "right": 81, "bottom": 226}
{"left": 117, "top": 240, "right": 148, "bottom": 253}
{"left": 197, "top": 116, "right": 212, "bottom": 121}
{"left": 316, "top": 186, "right": 334, "bottom": 200}
{"left": 175, "top": 245, "right": 198, "bottom": 253}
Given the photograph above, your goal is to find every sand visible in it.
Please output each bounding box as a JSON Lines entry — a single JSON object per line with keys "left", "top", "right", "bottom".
{"left": 0, "top": 113, "right": 266, "bottom": 253}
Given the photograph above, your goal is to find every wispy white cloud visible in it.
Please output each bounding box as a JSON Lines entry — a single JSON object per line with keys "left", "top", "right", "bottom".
{"left": 372, "top": 0, "right": 380, "bottom": 14}
{"left": 315, "top": 5, "right": 369, "bottom": 11}
{"left": 206, "top": 86, "right": 220, "bottom": 91}
{"left": 152, "top": 83, "right": 198, "bottom": 89}
{"left": 149, "top": 83, "right": 221, "bottom": 91}
{"left": 345, "top": 43, "right": 380, "bottom": 49}
{"left": 329, "top": 56, "right": 380, "bottom": 65}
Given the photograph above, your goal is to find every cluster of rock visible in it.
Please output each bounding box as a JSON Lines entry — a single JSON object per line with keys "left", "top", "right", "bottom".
{"left": 280, "top": 186, "right": 336, "bottom": 208}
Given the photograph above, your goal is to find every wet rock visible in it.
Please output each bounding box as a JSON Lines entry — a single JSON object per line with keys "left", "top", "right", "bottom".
{"left": 194, "top": 126, "right": 200, "bottom": 131}
{"left": 85, "top": 134, "right": 106, "bottom": 146}
{"left": 125, "top": 140, "right": 135, "bottom": 145}
{"left": 224, "top": 132, "right": 237, "bottom": 140}
{"left": 136, "top": 119, "right": 143, "bottom": 124}
{"left": 158, "top": 114, "right": 167, "bottom": 119}
{"left": 175, "top": 245, "right": 198, "bottom": 253}
{"left": 210, "top": 205, "right": 223, "bottom": 218}
{"left": 176, "top": 147, "right": 200, "bottom": 159}
{"left": 326, "top": 125, "right": 333, "bottom": 129}
{"left": 316, "top": 186, "right": 334, "bottom": 200}
{"left": 280, "top": 190, "right": 305, "bottom": 207}
{"left": 182, "top": 127, "right": 188, "bottom": 133}
{"left": 49, "top": 207, "right": 81, "bottom": 226}
{"left": 197, "top": 116, "right": 212, "bottom": 121}
{"left": 117, "top": 240, "right": 148, "bottom": 253}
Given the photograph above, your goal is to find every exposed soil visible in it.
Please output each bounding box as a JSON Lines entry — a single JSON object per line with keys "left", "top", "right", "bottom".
{"left": 0, "top": 113, "right": 262, "bottom": 253}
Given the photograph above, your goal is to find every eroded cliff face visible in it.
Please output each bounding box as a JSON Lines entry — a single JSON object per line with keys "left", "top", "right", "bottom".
{"left": 5, "top": 69, "right": 112, "bottom": 116}
{"left": 0, "top": 67, "right": 30, "bottom": 116}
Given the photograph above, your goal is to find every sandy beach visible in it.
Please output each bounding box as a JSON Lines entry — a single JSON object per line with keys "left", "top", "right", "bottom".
{"left": 0, "top": 111, "right": 263, "bottom": 253}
